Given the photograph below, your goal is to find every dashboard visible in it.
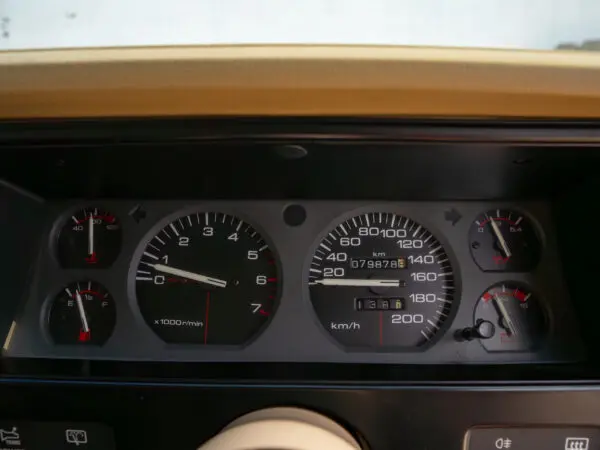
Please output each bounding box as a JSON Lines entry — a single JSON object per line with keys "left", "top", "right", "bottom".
{"left": 2, "top": 116, "right": 600, "bottom": 450}
{"left": 7, "top": 200, "right": 581, "bottom": 364}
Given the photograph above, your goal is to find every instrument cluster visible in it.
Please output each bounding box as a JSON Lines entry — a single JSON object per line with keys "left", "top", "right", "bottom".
{"left": 4, "top": 201, "right": 582, "bottom": 364}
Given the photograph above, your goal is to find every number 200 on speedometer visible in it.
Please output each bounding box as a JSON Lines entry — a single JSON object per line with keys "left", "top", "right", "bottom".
{"left": 308, "top": 212, "right": 456, "bottom": 349}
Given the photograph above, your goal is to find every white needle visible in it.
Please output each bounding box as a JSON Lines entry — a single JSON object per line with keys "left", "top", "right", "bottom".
{"left": 312, "top": 279, "right": 400, "bottom": 287}
{"left": 75, "top": 290, "right": 90, "bottom": 333}
{"left": 490, "top": 218, "right": 512, "bottom": 258}
{"left": 150, "top": 264, "right": 227, "bottom": 288}
{"left": 88, "top": 213, "right": 94, "bottom": 256}
{"left": 493, "top": 293, "right": 517, "bottom": 336}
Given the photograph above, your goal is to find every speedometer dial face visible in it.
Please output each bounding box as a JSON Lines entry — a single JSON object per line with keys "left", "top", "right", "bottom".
{"left": 308, "top": 212, "right": 456, "bottom": 349}
{"left": 135, "top": 212, "right": 279, "bottom": 345}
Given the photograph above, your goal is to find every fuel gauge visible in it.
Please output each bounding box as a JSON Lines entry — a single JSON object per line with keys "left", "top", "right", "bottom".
{"left": 47, "top": 281, "right": 116, "bottom": 345}
{"left": 472, "top": 283, "right": 547, "bottom": 352}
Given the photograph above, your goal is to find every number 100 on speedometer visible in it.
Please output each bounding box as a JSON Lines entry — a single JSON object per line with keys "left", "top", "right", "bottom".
{"left": 308, "top": 212, "right": 456, "bottom": 349}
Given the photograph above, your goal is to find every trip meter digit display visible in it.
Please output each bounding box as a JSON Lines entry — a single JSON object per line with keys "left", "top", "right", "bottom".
{"left": 308, "top": 212, "right": 456, "bottom": 349}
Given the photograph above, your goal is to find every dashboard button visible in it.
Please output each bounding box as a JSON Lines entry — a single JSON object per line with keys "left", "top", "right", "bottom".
{"left": 0, "top": 423, "right": 114, "bottom": 450}
{"left": 466, "top": 427, "right": 600, "bottom": 450}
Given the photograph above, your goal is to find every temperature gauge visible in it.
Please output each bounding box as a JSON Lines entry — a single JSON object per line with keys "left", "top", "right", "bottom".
{"left": 47, "top": 281, "right": 116, "bottom": 345}
{"left": 56, "top": 207, "right": 121, "bottom": 268}
{"left": 469, "top": 209, "right": 541, "bottom": 272}
{"left": 472, "top": 283, "right": 546, "bottom": 352}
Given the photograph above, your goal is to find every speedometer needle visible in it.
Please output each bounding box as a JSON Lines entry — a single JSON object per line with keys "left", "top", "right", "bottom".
{"left": 312, "top": 279, "right": 400, "bottom": 287}
{"left": 75, "top": 290, "right": 90, "bottom": 333}
{"left": 150, "top": 264, "right": 228, "bottom": 288}
{"left": 490, "top": 218, "right": 512, "bottom": 258}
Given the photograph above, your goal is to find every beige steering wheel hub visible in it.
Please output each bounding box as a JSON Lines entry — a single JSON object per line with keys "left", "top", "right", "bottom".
{"left": 198, "top": 407, "right": 362, "bottom": 450}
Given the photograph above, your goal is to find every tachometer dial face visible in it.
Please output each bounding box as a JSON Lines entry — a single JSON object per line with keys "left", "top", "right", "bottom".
{"left": 474, "top": 283, "right": 546, "bottom": 352}
{"left": 135, "top": 212, "right": 278, "bottom": 345}
{"left": 308, "top": 212, "right": 456, "bottom": 349}
{"left": 57, "top": 207, "right": 121, "bottom": 268}
{"left": 469, "top": 209, "right": 541, "bottom": 272}
{"left": 48, "top": 281, "right": 116, "bottom": 345}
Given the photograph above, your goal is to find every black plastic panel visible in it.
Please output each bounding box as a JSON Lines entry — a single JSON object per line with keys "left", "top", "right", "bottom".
{"left": 1, "top": 381, "right": 600, "bottom": 450}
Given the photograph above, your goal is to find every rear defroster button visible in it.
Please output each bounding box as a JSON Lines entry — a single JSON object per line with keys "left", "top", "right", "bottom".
{"left": 466, "top": 427, "right": 598, "bottom": 450}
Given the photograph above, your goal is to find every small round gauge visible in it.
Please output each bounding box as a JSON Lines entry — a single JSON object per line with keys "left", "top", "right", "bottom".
{"left": 48, "top": 281, "right": 116, "bottom": 345}
{"left": 474, "top": 283, "right": 546, "bottom": 352}
{"left": 57, "top": 207, "right": 122, "bottom": 268}
{"left": 134, "top": 212, "right": 279, "bottom": 345}
{"left": 308, "top": 212, "right": 456, "bottom": 349}
{"left": 469, "top": 209, "right": 541, "bottom": 272}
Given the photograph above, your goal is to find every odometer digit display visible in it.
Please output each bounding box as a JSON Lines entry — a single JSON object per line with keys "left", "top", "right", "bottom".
{"left": 308, "top": 212, "right": 456, "bottom": 349}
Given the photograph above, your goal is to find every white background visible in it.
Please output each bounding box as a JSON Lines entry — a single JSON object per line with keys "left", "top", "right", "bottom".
{"left": 1, "top": 0, "right": 599, "bottom": 51}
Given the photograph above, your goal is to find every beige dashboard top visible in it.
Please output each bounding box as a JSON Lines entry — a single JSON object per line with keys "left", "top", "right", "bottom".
{"left": 1, "top": 45, "right": 600, "bottom": 119}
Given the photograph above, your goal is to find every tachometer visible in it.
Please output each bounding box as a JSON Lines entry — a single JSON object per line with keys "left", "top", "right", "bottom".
{"left": 134, "top": 212, "right": 279, "bottom": 345}
{"left": 308, "top": 212, "right": 456, "bottom": 349}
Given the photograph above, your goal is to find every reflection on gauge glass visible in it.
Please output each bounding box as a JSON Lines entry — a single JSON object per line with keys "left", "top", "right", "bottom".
{"left": 474, "top": 283, "right": 546, "bottom": 352}
{"left": 469, "top": 209, "right": 541, "bottom": 272}
{"left": 308, "top": 212, "right": 456, "bottom": 349}
{"left": 135, "top": 212, "right": 279, "bottom": 345}
{"left": 48, "top": 281, "right": 116, "bottom": 345}
{"left": 57, "top": 207, "right": 122, "bottom": 268}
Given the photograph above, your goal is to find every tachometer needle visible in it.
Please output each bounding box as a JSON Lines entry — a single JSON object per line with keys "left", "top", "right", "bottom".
{"left": 312, "top": 279, "right": 400, "bottom": 287}
{"left": 88, "top": 213, "right": 94, "bottom": 256}
{"left": 150, "top": 264, "right": 227, "bottom": 288}
{"left": 75, "top": 290, "right": 90, "bottom": 333}
{"left": 493, "top": 293, "right": 517, "bottom": 336}
{"left": 490, "top": 218, "right": 512, "bottom": 258}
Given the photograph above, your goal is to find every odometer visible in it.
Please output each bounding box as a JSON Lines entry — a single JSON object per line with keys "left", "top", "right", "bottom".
{"left": 134, "top": 212, "right": 279, "bottom": 345}
{"left": 308, "top": 212, "right": 456, "bottom": 349}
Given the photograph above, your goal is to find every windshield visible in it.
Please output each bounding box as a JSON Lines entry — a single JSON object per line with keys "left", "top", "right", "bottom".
{"left": 1, "top": 0, "right": 599, "bottom": 51}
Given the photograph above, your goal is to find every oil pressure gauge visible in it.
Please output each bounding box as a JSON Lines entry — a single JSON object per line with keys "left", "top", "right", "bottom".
{"left": 469, "top": 209, "right": 541, "bottom": 272}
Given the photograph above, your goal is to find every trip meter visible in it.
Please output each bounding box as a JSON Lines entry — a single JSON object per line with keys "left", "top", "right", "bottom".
{"left": 308, "top": 212, "right": 456, "bottom": 349}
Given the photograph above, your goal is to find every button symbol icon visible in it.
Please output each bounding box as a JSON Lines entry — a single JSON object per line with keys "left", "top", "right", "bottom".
{"left": 0, "top": 427, "right": 21, "bottom": 447}
{"left": 495, "top": 438, "right": 512, "bottom": 449}
{"left": 565, "top": 438, "right": 590, "bottom": 450}
{"left": 66, "top": 429, "right": 88, "bottom": 446}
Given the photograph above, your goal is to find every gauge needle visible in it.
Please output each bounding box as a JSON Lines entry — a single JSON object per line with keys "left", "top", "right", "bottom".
{"left": 88, "top": 213, "right": 94, "bottom": 256}
{"left": 312, "top": 279, "right": 400, "bottom": 287}
{"left": 490, "top": 218, "right": 512, "bottom": 258}
{"left": 75, "top": 290, "right": 90, "bottom": 333}
{"left": 151, "top": 264, "right": 227, "bottom": 288}
{"left": 493, "top": 293, "right": 517, "bottom": 336}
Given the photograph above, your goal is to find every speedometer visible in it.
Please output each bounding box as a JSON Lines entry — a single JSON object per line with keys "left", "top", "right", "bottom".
{"left": 308, "top": 212, "right": 456, "bottom": 349}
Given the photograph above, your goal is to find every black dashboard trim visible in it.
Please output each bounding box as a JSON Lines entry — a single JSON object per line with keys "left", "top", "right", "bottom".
{"left": 4, "top": 117, "right": 600, "bottom": 145}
